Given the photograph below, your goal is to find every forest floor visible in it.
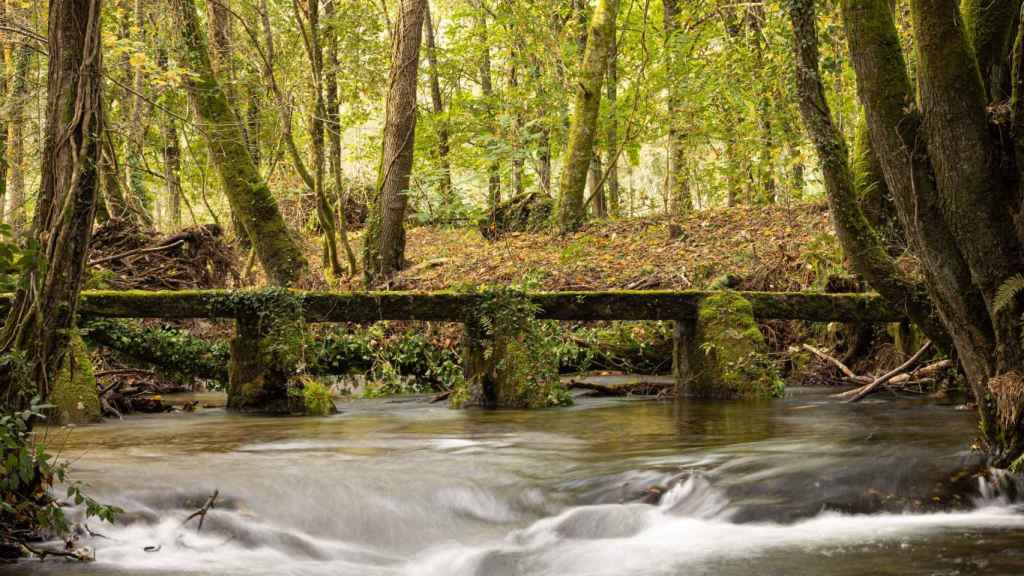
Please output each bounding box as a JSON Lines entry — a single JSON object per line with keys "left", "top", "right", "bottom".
{"left": 329, "top": 201, "right": 849, "bottom": 293}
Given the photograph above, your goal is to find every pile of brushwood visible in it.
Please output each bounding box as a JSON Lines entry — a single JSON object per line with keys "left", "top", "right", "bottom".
{"left": 88, "top": 219, "right": 237, "bottom": 289}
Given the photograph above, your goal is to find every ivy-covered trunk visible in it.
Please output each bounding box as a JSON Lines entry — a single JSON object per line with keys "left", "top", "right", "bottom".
{"left": 364, "top": 0, "right": 426, "bottom": 285}
{"left": 557, "top": 0, "right": 617, "bottom": 233}
{"left": 172, "top": 0, "right": 307, "bottom": 287}
{"left": 790, "top": 0, "right": 1024, "bottom": 470}
{"left": 0, "top": 0, "right": 103, "bottom": 410}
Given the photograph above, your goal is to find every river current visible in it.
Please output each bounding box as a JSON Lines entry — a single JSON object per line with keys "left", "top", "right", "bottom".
{"left": 4, "top": 390, "right": 1024, "bottom": 575}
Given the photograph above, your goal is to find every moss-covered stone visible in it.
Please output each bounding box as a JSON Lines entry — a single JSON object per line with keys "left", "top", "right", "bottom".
{"left": 49, "top": 330, "right": 101, "bottom": 425}
{"left": 682, "top": 292, "right": 783, "bottom": 399}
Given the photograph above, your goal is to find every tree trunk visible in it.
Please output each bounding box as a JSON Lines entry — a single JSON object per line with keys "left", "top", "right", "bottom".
{"left": 172, "top": 0, "right": 307, "bottom": 286}
{"left": 363, "top": 0, "right": 426, "bottom": 285}
{"left": 163, "top": 116, "right": 182, "bottom": 230}
{"left": 478, "top": 12, "right": 502, "bottom": 218}
{"left": 5, "top": 43, "right": 30, "bottom": 236}
{"left": 302, "top": 0, "right": 344, "bottom": 277}
{"left": 423, "top": 0, "right": 453, "bottom": 201}
{"left": 325, "top": 0, "right": 358, "bottom": 275}
{"left": 0, "top": 0, "right": 103, "bottom": 409}
{"left": 793, "top": 0, "right": 1024, "bottom": 469}
{"left": 557, "top": 0, "right": 617, "bottom": 233}
{"left": 125, "top": 0, "right": 153, "bottom": 225}
{"left": 663, "top": 0, "right": 690, "bottom": 216}
{"left": 589, "top": 154, "right": 606, "bottom": 217}
{"left": 605, "top": 26, "right": 619, "bottom": 216}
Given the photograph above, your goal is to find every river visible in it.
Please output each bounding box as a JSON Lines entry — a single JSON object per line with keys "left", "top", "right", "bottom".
{"left": 4, "top": 390, "right": 1024, "bottom": 575}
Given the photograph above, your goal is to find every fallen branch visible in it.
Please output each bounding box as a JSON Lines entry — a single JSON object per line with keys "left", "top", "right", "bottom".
{"left": 568, "top": 379, "right": 672, "bottom": 397}
{"left": 844, "top": 341, "right": 933, "bottom": 403}
{"left": 802, "top": 344, "right": 870, "bottom": 383}
{"left": 18, "top": 541, "right": 93, "bottom": 562}
{"left": 429, "top": 389, "right": 452, "bottom": 404}
{"left": 181, "top": 490, "right": 219, "bottom": 533}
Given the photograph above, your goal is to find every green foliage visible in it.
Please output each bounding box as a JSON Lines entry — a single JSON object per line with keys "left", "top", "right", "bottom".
{"left": 994, "top": 273, "right": 1024, "bottom": 314}
{"left": 84, "top": 319, "right": 230, "bottom": 387}
{"left": 299, "top": 377, "right": 335, "bottom": 416}
{"left": 451, "top": 285, "right": 572, "bottom": 409}
{"left": 1, "top": 399, "right": 121, "bottom": 552}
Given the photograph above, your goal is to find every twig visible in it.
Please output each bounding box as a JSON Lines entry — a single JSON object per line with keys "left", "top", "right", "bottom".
{"left": 181, "top": 490, "right": 219, "bottom": 533}
{"left": 801, "top": 344, "right": 869, "bottom": 383}
{"left": 845, "top": 341, "right": 932, "bottom": 403}
{"left": 18, "top": 540, "right": 93, "bottom": 562}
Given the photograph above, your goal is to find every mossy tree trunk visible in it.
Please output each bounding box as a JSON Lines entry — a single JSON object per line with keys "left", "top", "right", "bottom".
{"left": 364, "top": 0, "right": 426, "bottom": 285}
{"left": 790, "top": 0, "right": 1024, "bottom": 469}
{"left": 172, "top": 0, "right": 307, "bottom": 287}
{"left": 0, "top": 0, "right": 103, "bottom": 410}
{"left": 557, "top": 0, "right": 617, "bottom": 233}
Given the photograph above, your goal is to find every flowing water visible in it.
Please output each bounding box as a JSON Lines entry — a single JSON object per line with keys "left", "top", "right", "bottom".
{"left": 5, "top": 390, "right": 1024, "bottom": 575}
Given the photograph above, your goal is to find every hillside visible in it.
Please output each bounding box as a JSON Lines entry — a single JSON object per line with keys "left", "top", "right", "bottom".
{"left": 334, "top": 202, "right": 846, "bottom": 292}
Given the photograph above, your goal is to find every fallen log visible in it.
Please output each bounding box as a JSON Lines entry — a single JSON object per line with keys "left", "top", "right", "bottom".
{"left": 568, "top": 379, "right": 673, "bottom": 397}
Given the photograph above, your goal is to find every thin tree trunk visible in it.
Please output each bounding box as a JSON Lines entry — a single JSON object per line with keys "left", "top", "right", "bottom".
{"left": 301, "top": 0, "right": 344, "bottom": 277}
{"left": 0, "top": 0, "right": 104, "bottom": 409}
{"left": 173, "top": 0, "right": 307, "bottom": 286}
{"left": 325, "top": 0, "right": 358, "bottom": 275}
{"left": 364, "top": 0, "right": 426, "bottom": 284}
{"left": 6, "top": 42, "right": 30, "bottom": 235}
{"left": 125, "top": 0, "right": 152, "bottom": 225}
{"left": 589, "top": 153, "right": 606, "bottom": 217}
{"left": 663, "top": 0, "right": 690, "bottom": 215}
{"left": 557, "top": 0, "right": 617, "bottom": 233}
{"left": 478, "top": 12, "right": 501, "bottom": 215}
{"left": 424, "top": 0, "right": 452, "bottom": 200}
{"left": 606, "top": 25, "right": 619, "bottom": 216}
{"left": 0, "top": 0, "right": 7, "bottom": 226}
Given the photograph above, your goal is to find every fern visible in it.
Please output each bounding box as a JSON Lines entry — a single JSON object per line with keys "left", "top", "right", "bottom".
{"left": 994, "top": 273, "right": 1024, "bottom": 314}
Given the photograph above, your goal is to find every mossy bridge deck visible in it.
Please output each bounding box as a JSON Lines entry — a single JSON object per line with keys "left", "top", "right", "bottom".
{"left": 40, "top": 289, "right": 903, "bottom": 323}
{"left": 17, "top": 289, "right": 907, "bottom": 411}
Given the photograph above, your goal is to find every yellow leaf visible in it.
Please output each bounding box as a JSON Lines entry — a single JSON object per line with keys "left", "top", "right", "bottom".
{"left": 129, "top": 52, "right": 148, "bottom": 68}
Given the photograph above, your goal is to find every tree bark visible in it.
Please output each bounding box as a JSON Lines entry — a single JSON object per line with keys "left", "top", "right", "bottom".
{"left": 557, "top": 0, "right": 617, "bottom": 233}
{"left": 0, "top": 0, "right": 103, "bottom": 409}
{"left": 363, "top": 0, "right": 426, "bottom": 284}
{"left": 172, "top": 0, "right": 307, "bottom": 286}
{"left": 605, "top": 24, "right": 619, "bottom": 216}
{"left": 125, "top": 0, "right": 153, "bottom": 225}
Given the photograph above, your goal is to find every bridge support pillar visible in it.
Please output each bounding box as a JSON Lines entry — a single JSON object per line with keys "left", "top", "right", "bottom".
{"left": 227, "top": 317, "right": 295, "bottom": 413}
{"left": 672, "top": 318, "right": 696, "bottom": 397}
{"left": 461, "top": 317, "right": 501, "bottom": 408}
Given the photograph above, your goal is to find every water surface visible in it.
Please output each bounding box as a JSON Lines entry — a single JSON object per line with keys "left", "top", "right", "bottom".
{"left": 5, "top": 391, "right": 1023, "bottom": 575}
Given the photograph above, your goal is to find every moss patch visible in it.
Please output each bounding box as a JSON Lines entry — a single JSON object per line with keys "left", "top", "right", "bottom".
{"left": 686, "top": 291, "right": 783, "bottom": 399}
{"left": 49, "top": 330, "right": 101, "bottom": 425}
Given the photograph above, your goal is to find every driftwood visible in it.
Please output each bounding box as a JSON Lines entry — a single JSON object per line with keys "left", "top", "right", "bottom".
{"left": 568, "top": 379, "right": 672, "bottom": 397}
{"left": 182, "top": 490, "right": 219, "bottom": 533}
{"left": 835, "top": 341, "right": 936, "bottom": 402}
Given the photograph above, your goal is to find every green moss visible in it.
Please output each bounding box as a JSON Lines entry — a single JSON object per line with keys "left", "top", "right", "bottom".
{"left": 49, "top": 330, "right": 101, "bottom": 425}
{"left": 687, "top": 291, "right": 783, "bottom": 399}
